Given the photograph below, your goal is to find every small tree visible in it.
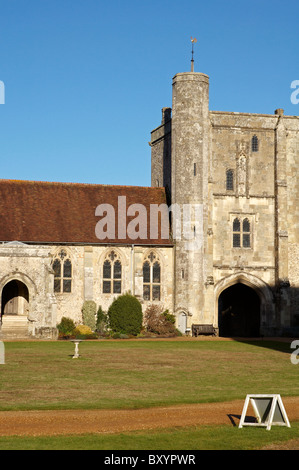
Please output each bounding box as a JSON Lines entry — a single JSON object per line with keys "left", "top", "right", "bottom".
{"left": 108, "top": 293, "right": 142, "bottom": 336}
{"left": 82, "top": 300, "right": 97, "bottom": 331}
{"left": 144, "top": 304, "right": 177, "bottom": 336}
{"left": 57, "top": 317, "right": 76, "bottom": 337}
{"left": 96, "top": 305, "right": 108, "bottom": 334}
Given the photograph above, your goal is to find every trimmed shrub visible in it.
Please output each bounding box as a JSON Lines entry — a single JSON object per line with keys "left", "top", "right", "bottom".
{"left": 82, "top": 300, "right": 96, "bottom": 331}
{"left": 108, "top": 293, "right": 143, "bottom": 336}
{"left": 57, "top": 317, "right": 76, "bottom": 337}
{"left": 73, "top": 324, "right": 98, "bottom": 339}
{"left": 73, "top": 324, "right": 93, "bottom": 336}
{"left": 144, "top": 304, "right": 177, "bottom": 336}
{"left": 95, "top": 305, "right": 108, "bottom": 334}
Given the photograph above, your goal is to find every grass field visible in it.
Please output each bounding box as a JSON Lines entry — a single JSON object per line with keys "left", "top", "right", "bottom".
{"left": 0, "top": 338, "right": 297, "bottom": 411}
{"left": 0, "top": 338, "right": 298, "bottom": 450}
{"left": 0, "top": 422, "right": 298, "bottom": 450}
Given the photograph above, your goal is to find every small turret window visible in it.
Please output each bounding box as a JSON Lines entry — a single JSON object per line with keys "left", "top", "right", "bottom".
{"left": 252, "top": 135, "right": 259, "bottom": 152}
{"left": 226, "top": 169, "right": 234, "bottom": 190}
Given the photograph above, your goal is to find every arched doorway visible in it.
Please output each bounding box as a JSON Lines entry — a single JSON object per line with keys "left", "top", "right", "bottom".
{"left": 218, "top": 283, "right": 260, "bottom": 337}
{"left": 1, "top": 280, "right": 29, "bottom": 318}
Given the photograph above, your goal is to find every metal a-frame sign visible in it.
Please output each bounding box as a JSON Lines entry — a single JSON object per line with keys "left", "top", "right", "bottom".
{"left": 239, "top": 394, "right": 291, "bottom": 431}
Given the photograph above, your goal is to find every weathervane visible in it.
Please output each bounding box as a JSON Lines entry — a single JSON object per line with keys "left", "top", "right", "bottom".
{"left": 190, "top": 37, "right": 197, "bottom": 72}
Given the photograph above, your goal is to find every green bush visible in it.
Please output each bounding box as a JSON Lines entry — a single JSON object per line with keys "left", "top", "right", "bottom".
{"left": 107, "top": 293, "right": 143, "bottom": 336}
{"left": 82, "top": 300, "right": 96, "bottom": 331}
{"left": 162, "top": 309, "right": 176, "bottom": 325}
{"left": 57, "top": 317, "right": 76, "bottom": 336}
{"left": 95, "top": 305, "right": 108, "bottom": 334}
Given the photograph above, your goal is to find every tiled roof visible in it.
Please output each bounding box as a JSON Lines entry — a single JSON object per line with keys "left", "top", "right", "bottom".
{"left": 0, "top": 179, "right": 172, "bottom": 245}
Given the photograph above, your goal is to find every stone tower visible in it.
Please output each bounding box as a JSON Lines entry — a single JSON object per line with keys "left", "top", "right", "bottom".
{"left": 171, "top": 72, "right": 213, "bottom": 324}
{"left": 151, "top": 62, "right": 299, "bottom": 337}
{"left": 151, "top": 69, "right": 214, "bottom": 326}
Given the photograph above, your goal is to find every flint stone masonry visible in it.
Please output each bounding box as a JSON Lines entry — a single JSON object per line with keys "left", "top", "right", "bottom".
{"left": 0, "top": 66, "right": 299, "bottom": 338}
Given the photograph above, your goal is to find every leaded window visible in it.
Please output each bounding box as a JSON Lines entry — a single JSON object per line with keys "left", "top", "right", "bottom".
{"left": 143, "top": 252, "right": 161, "bottom": 301}
{"left": 233, "top": 218, "right": 241, "bottom": 248}
{"left": 52, "top": 250, "right": 72, "bottom": 293}
{"left": 252, "top": 135, "right": 259, "bottom": 152}
{"left": 233, "top": 217, "right": 251, "bottom": 248}
{"left": 242, "top": 218, "right": 251, "bottom": 248}
{"left": 226, "top": 169, "right": 234, "bottom": 191}
{"left": 103, "top": 251, "right": 122, "bottom": 294}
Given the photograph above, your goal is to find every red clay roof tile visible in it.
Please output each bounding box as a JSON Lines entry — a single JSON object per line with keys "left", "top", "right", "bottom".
{"left": 0, "top": 179, "right": 172, "bottom": 245}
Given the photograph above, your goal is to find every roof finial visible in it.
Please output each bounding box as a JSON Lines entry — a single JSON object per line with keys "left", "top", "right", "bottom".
{"left": 190, "top": 37, "right": 197, "bottom": 72}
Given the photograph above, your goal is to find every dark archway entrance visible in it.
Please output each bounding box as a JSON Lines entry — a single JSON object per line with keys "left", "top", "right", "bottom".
{"left": 218, "top": 283, "right": 260, "bottom": 337}
{"left": 1, "top": 280, "right": 29, "bottom": 317}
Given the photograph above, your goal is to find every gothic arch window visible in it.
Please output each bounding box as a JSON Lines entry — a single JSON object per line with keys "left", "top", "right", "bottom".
{"left": 143, "top": 252, "right": 161, "bottom": 301}
{"left": 232, "top": 217, "right": 251, "bottom": 248}
{"left": 52, "top": 250, "right": 72, "bottom": 293}
{"left": 102, "top": 250, "right": 122, "bottom": 294}
{"left": 252, "top": 135, "right": 259, "bottom": 152}
{"left": 233, "top": 218, "right": 241, "bottom": 248}
{"left": 226, "top": 169, "right": 234, "bottom": 190}
{"left": 242, "top": 218, "right": 251, "bottom": 247}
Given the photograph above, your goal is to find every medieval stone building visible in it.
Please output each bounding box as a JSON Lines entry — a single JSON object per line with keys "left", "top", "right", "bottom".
{"left": 1, "top": 65, "right": 299, "bottom": 339}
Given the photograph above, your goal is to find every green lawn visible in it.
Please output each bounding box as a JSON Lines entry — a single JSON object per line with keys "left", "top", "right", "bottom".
{"left": 0, "top": 423, "right": 298, "bottom": 450}
{"left": 0, "top": 338, "right": 297, "bottom": 411}
{"left": 0, "top": 338, "right": 298, "bottom": 450}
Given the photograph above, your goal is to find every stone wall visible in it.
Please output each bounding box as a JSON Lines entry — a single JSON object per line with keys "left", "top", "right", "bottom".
{"left": 0, "top": 242, "right": 174, "bottom": 338}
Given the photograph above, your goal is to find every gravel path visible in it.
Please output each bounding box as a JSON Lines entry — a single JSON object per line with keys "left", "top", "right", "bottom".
{"left": 0, "top": 397, "right": 298, "bottom": 437}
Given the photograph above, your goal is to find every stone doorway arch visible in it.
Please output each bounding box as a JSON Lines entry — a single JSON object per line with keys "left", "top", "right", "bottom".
{"left": 0, "top": 274, "right": 36, "bottom": 338}
{"left": 218, "top": 283, "right": 260, "bottom": 337}
{"left": 214, "top": 272, "right": 275, "bottom": 337}
{"left": 1, "top": 280, "right": 29, "bottom": 317}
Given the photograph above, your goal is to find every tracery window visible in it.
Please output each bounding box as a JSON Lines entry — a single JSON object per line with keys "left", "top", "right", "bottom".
{"left": 252, "top": 135, "right": 259, "bottom": 152}
{"left": 226, "top": 169, "right": 234, "bottom": 190}
{"left": 102, "top": 251, "right": 122, "bottom": 294}
{"left": 233, "top": 217, "right": 251, "bottom": 248}
{"left": 242, "top": 218, "right": 251, "bottom": 248}
{"left": 52, "top": 250, "right": 72, "bottom": 293}
{"left": 143, "top": 252, "right": 161, "bottom": 301}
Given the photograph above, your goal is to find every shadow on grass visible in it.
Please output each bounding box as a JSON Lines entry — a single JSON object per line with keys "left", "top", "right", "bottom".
{"left": 227, "top": 413, "right": 257, "bottom": 427}
{"left": 232, "top": 338, "right": 295, "bottom": 355}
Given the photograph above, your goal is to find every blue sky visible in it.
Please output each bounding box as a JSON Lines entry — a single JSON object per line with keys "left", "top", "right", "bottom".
{"left": 0, "top": 0, "right": 298, "bottom": 187}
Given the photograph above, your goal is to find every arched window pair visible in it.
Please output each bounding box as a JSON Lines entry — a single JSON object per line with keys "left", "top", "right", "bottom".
{"left": 102, "top": 251, "right": 122, "bottom": 294}
{"left": 52, "top": 250, "right": 72, "bottom": 293}
{"left": 143, "top": 252, "right": 161, "bottom": 301}
{"left": 233, "top": 218, "right": 251, "bottom": 248}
